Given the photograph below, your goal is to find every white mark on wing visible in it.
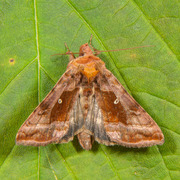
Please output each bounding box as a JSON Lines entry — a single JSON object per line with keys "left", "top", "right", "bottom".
{"left": 58, "top": 99, "right": 62, "bottom": 104}
{"left": 114, "top": 99, "right": 119, "bottom": 104}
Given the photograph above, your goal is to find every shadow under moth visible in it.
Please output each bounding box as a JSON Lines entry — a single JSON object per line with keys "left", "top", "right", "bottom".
{"left": 16, "top": 41, "right": 164, "bottom": 150}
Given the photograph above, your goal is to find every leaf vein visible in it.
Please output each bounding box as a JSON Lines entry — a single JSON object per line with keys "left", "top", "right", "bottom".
{"left": 0, "top": 57, "right": 37, "bottom": 96}
{"left": 156, "top": 146, "right": 172, "bottom": 179}
{"left": 33, "top": 1, "right": 40, "bottom": 180}
{"left": 0, "top": 145, "right": 15, "bottom": 169}
{"left": 44, "top": 148, "right": 58, "bottom": 180}
{"left": 132, "top": 91, "right": 180, "bottom": 108}
{"left": 131, "top": 0, "right": 179, "bottom": 62}
{"left": 100, "top": 146, "right": 121, "bottom": 180}
{"left": 40, "top": 66, "right": 56, "bottom": 84}
{"left": 55, "top": 145, "right": 77, "bottom": 180}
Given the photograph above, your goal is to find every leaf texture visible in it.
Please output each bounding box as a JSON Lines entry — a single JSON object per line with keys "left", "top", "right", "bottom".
{"left": 0, "top": 0, "right": 179, "bottom": 179}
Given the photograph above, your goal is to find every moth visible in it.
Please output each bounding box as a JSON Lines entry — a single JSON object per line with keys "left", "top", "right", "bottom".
{"left": 16, "top": 41, "right": 164, "bottom": 150}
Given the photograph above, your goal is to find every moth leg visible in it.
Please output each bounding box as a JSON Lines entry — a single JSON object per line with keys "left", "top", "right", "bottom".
{"left": 89, "top": 35, "right": 101, "bottom": 56}
{"left": 89, "top": 34, "right": 93, "bottom": 46}
{"left": 64, "top": 43, "right": 75, "bottom": 61}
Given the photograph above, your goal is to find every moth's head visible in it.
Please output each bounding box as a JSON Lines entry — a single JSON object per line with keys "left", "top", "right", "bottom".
{"left": 79, "top": 43, "right": 93, "bottom": 56}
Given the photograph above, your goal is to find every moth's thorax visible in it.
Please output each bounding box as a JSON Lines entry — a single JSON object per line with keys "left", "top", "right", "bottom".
{"left": 69, "top": 55, "right": 105, "bottom": 82}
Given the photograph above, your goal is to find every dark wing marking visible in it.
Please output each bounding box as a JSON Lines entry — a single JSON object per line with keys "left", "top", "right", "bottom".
{"left": 60, "top": 94, "right": 84, "bottom": 143}
{"left": 85, "top": 95, "right": 114, "bottom": 145}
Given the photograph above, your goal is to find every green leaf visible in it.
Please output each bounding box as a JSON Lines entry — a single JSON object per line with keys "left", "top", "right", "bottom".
{"left": 0, "top": 0, "right": 179, "bottom": 179}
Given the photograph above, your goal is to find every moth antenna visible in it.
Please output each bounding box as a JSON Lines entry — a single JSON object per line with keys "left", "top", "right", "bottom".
{"left": 89, "top": 34, "right": 93, "bottom": 46}
{"left": 51, "top": 44, "right": 155, "bottom": 56}
{"left": 95, "top": 45, "right": 155, "bottom": 53}
{"left": 64, "top": 42, "right": 70, "bottom": 52}
{"left": 51, "top": 43, "right": 80, "bottom": 57}
{"left": 89, "top": 34, "right": 101, "bottom": 55}
{"left": 64, "top": 43, "right": 76, "bottom": 61}
{"left": 51, "top": 52, "right": 80, "bottom": 56}
{"left": 88, "top": 35, "right": 153, "bottom": 55}
{"left": 89, "top": 34, "right": 94, "bottom": 50}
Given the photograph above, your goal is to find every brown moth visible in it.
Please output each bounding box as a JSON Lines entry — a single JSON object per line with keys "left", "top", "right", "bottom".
{"left": 16, "top": 42, "right": 164, "bottom": 150}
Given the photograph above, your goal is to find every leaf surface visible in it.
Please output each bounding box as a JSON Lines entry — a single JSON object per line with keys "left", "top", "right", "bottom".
{"left": 0, "top": 0, "right": 179, "bottom": 179}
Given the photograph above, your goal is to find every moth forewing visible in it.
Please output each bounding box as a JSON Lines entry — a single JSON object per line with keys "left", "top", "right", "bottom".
{"left": 16, "top": 69, "right": 80, "bottom": 146}
{"left": 95, "top": 70, "right": 164, "bottom": 147}
{"left": 16, "top": 43, "right": 164, "bottom": 150}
